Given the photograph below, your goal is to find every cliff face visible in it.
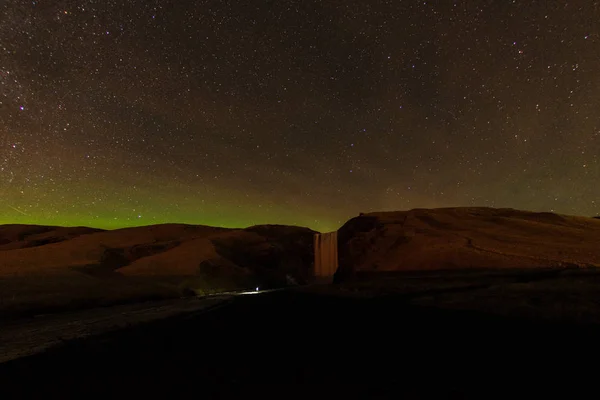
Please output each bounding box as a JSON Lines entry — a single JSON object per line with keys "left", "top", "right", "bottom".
{"left": 211, "top": 225, "right": 315, "bottom": 287}
{"left": 335, "top": 215, "right": 383, "bottom": 282}
{"left": 335, "top": 207, "right": 600, "bottom": 282}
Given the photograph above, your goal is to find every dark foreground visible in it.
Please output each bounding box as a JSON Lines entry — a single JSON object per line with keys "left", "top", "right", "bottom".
{"left": 0, "top": 296, "right": 228, "bottom": 363}
{"left": 2, "top": 279, "right": 600, "bottom": 399}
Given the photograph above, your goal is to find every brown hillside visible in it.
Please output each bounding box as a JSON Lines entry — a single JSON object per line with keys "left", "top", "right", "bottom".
{"left": 119, "top": 225, "right": 315, "bottom": 287}
{"left": 0, "top": 222, "right": 314, "bottom": 318}
{"left": 336, "top": 207, "right": 600, "bottom": 281}
{"left": 0, "top": 224, "right": 230, "bottom": 276}
{"left": 0, "top": 223, "right": 314, "bottom": 285}
{"left": 0, "top": 225, "right": 103, "bottom": 251}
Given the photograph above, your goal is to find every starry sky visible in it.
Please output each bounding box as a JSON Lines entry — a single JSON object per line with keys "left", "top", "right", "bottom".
{"left": 1, "top": 1, "right": 599, "bottom": 231}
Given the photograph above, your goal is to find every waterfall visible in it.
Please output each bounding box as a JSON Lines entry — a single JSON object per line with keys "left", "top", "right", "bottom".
{"left": 313, "top": 231, "right": 338, "bottom": 279}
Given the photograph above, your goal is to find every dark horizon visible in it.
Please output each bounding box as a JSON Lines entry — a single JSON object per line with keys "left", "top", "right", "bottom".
{"left": 1, "top": 205, "right": 599, "bottom": 233}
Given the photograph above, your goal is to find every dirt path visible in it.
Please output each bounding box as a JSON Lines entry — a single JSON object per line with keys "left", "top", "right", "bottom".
{"left": 0, "top": 296, "right": 231, "bottom": 363}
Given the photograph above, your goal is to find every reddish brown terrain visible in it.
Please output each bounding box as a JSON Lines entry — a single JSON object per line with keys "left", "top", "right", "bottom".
{"left": 2, "top": 208, "right": 600, "bottom": 399}
{"left": 2, "top": 207, "right": 600, "bottom": 320}
{"left": 336, "top": 207, "right": 600, "bottom": 281}
{"left": 0, "top": 223, "right": 314, "bottom": 318}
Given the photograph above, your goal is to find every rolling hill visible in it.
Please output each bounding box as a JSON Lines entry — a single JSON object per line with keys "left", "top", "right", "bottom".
{"left": 0, "top": 223, "right": 314, "bottom": 318}
{"left": 336, "top": 207, "right": 600, "bottom": 281}
{"left": 2, "top": 207, "right": 600, "bottom": 318}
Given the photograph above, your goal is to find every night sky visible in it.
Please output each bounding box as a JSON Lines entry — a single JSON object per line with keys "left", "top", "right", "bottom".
{"left": 1, "top": 1, "right": 599, "bottom": 231}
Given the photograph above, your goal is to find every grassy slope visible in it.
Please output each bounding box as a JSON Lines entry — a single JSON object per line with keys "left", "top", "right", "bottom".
{"left": 338, "top": 207, "right": 600, "bottom": 276}
{"left": 0, "top": 223, "right": 313, "bottom": 318}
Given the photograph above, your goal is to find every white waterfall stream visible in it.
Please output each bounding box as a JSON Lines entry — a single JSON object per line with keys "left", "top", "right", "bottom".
{"left": 313, "top": 231, "right": 338, "bottom": 279}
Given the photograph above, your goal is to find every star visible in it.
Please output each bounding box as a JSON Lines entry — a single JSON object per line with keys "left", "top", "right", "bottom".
{"left": 0, "top": 0, "right": 598, "bottom": 231}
